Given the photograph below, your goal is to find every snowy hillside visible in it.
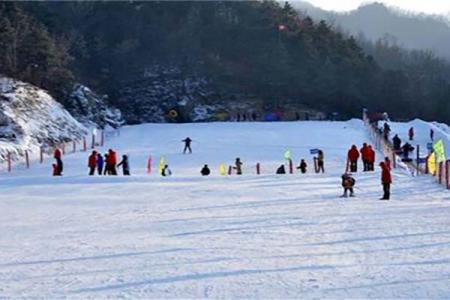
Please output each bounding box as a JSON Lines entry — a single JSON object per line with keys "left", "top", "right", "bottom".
{"left": 0, "top": 120, "right": 449, "bottom": 298}
{"left": 0, "top": 77, "right": 87, "bottom": 161}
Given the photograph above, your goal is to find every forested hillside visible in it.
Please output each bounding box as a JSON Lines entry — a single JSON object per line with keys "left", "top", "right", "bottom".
{"left": 1, "top": 1, "right": 450, "bottom": 123}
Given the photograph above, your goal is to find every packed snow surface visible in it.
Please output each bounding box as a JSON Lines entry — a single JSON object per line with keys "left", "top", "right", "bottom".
{"left": 0, "top": 121, "right": 449, "bottom": 298}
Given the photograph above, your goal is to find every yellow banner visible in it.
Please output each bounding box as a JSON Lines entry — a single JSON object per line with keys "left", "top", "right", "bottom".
{"left": 433, "top": 140, "right": 446, "bottom": 163}
{"left": 428, "top": 152, "right": 436, "bottom": 175}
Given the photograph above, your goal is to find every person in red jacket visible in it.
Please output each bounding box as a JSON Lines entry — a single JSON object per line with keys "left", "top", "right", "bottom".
{"left": 366, "top": 145, "right": 376, "bottom": 171}
{"left": 379, "top": 162, "right": 392, "bottom": 200}
{"left": 53, "top": 148, "right": 63, "bottom": 175}
{"left": 360, "top": 143, "right": 369, "bottom": 172}
{"left": 88, "top": 150, "right": 97, "bottom": 175}
{"left": 408, "top": 127, "right": 414, "bottom": 141}
{"left": 107, "top": 149, "right": 118, "bottom": 175}
{"left": 347, "top": 145, "right": 360, "bottom": 172}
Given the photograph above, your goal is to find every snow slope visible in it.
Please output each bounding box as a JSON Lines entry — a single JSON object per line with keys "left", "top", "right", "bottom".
{"left": 0, "top": 121, "right": 449, "bottom": 298}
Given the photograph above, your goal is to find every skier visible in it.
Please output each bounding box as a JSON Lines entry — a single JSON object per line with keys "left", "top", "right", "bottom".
{"left": 182, "top": 137, "right": 192, "bottom": 154}
{"left": 408, "top": 127, "right": 414, "bottom": 141}
{"left": 233, "top": 158, "right": 243, "bottom": 175}
{"left": 317, "top": 150, "right": 325, "bottom": 173}
{"left": 347, "top": 145, "right": 360, "bottom": 173}
{"left": 297, "top": 159, "right": 307, "bottom": 174}
{"left": 97, "top": 153, "right": 104, "bottom": 175}
{"left": 392, "top": 134, "right": 402, "bottom": 152}
{"left": 117, "top": 154, "right": 130, "bottom": 175}
{"left": 367, "top": 145, "right": 376, "bottom": 171}
{"left": 341, "top": 173, "right": 356, "bottom": 198}
{"left": 360, "top": 143, "right": 369, "bottom": 172}
{"left": 201, "top": 164, "right": 211, "bottom": 176}
{"left": 162, "top": 164, "right": 172, "bottom": 176}
{"left": 402, "top": 142, "right": 415, "bottom": 161}
{"left": 107, "top": 149, "right": 118, "bottom": 175}
{"left": 276, "top": 165, "right": 286, "bottom": 174}
{"left": 379, "top": 162, "right": 392, "bottom": 200}
{"left": 88, "top": 150, "right": 97, "bottom": 175}
{"left": 430, "top": 129, "right": 434, "bottom": 141}
{"left": 54, "top": 148, "right": 63, "bottom": 175}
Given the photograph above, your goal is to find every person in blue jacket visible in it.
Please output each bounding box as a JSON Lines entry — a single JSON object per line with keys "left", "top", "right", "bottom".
{"left": 97, "top": 153, "right": 104, "bottom": 175}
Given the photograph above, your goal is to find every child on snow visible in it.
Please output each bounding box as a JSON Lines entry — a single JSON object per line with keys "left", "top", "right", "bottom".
{"left": 297, "top": 159, "right": 307, "bottom": 173}
{"left": 117, "top": 154, "right": 130, "bottom": 176}
{"left": 201, "top": 164, "right": 211, "bottom": 176}
{"left": 162, "top": 164, "right": 172, "bottom": 177}
{"left": 52, "top": 163, "right": 59, "bottom": 176}
{"left": 341, "top": 173, "right": 356, "bottom": 198}
{"left": 276, "top": 165, "right": 286, "bottom": 174}
{"left": 233, "top": 158, "right": 243, "bottom": 175}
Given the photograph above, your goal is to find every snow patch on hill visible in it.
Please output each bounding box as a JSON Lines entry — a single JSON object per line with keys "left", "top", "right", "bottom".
{"left": 0, "top": 77, "right": 87, "bottom": 161}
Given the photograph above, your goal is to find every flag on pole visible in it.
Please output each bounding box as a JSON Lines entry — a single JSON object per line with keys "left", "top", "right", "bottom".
{"left": 219, "top": 163, "right": 226, "bottom": 176}
{"left": 428, "top": 152, "right": 437, "bottom": 175}
{"left": 159, "top": 156, "right": 165, "bottom": 175}
{"left": 284, "top": 149, "right": 291, "bottom": 160}
{"left": 433, "top": 139, "right": 446, "bottom": 163}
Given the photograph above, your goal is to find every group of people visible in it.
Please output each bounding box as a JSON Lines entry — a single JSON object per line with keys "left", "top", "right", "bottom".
{"left": 87, "top": 149, "right": 130, "bottom": 176}
{"left": 347, "top": 143, "right": 376, "bottom": 172}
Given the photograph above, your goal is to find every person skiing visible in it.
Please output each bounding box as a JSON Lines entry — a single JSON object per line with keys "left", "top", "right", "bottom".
{"left": 234, "top": 158, "right": 243, "bottom": 175}
{"left": 402, "top": 142, "right": 415, "bottom": 161}
{"left": 88, "top": 150, "right": 97, "bottom": 175}
{"left": 341, "top": 173, "right": 356, "bottom": 198}
{"left": 201, "top": 164, "right": 210, "bottom": 176}
{"left": 117, "top": 154, "right": 130, "bottom": 175}
{"left": 317, "top": 150, "right": 325, "bottom": 173}
{"left": 276, "top": 164, "right": 286, "bottom": 174}
{"left": 379, "top": 162, "right": 392, "bottom": 200}
{"left": 162, "top": 164, "right": 172, "bottom": 176}
{"left": 182, "top": 137, "right": 192, "bottom": 154}
{"left": 54, "top": 148, "right": 63, "bottom": 175}
{"left": 360, "top": 143, "right": 369, "bottom": 172}
{"left": 392, "top": 135, "right": 402, "bottom": 152}
{"left": 297, "top": 159, "right": 307, "bottom": 174}
{"left": 97, "top": 153, "right": 104, "bottom": 175}
{"left": 347, "top": 145, "right": 360, "bottom": 173}
{"left": 430, "top": 128, "right": 435, "bottom": 141}
{"left": 408, "top": 127, "right": 414, "bottom": 141}
{"left": 367, "top": 145, "right": 376, "bottom": 171}
{"left": 107, "top": 149, "right": 118, "bottom": 175}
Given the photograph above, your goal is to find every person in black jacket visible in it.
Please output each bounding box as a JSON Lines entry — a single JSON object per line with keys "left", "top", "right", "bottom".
{"left": 182, "top": 137, "right": 192, "bottom": 154}
{"left": 276, "top": 165, "right": 286, "bottom": 174}
{"left": 392, "top": 134, "right": 402, "bottom": 152}
{"left": 201, "top": 164, "right": 211, "bottom": 176}
{"left": 117, "top": 155, "right": 130, "bottom": 176}
{"left": 297, "top": 159, "right": 307, "bottom": 173}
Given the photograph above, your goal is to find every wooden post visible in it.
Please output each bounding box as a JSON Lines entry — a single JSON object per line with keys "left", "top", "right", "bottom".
{"left": 438, "top": 162, "right": 444, "bottom": 185}
{"left": 73, "top": 141, "right": 76, "bottom": 153}
{"left": 91, "top": 134, "right": 96, "bottom": 149}
{"left": 7, "top": 152, "right": 11, "bottom": 173}
{"left": 101, "top": 130, "right": 105, "bottom": 147}
{"left": 289, "top": 159, "right": 293, "bottom": 174}
{"left": 147, "top": 155, "right": 152, "bottom": 174}
{"left": 83, "top": 137, "right": 87, "bottom": 152}
{"left": 228, "top": 166, "right": 232, "bottom": 175}
{"left": 256, "top": 163, "right": 260, "bottom": 175}
{"left": 40, "top": 147, "right": 44, "bottom": 164}
{"left": 25, "top": 150, "right": 30, "bottom": 168}
{"left": 446, "top": 160, "right": 450, "bottom": 190}
{"left": 416, "top": 144, "right": 420, "bottom": 176}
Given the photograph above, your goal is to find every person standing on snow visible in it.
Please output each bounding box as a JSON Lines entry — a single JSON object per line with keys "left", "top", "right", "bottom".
{"left": 234, "top": 158, "right": 243, "bottom": 175}
{"left": 379, "top": 162, "right": 392, "bottom": 200}
{"left": 360, "top": 143, "right": 369, "bottom": 172}
{"left": 182, "top": 137, "right": 192, "bottom": 154}
{"left": 341, "top": 173, "right": 356, "bottom": 198}
{"left": 103, "top": 154, "right": 110, "bottom": 175}
{"left": 367, "top": 145, "right": 376, "bottom": 171}
{"left": 408, "top": 127, "right": 414, "bottom": 141}
{"left": 117, "top": 154, "right": 130, "bottom": 176}
{"left": 276, "top": 164, "right": 286, "bottom": 174}
{"left": 392, "top": 135, "right": 402, "bottom": 152}
{"left": 97, "top": 153, "right": 104, "bottom": 175}
{"left": 347, "top": 145, "right": 360, "bottom": 173}
{"left": 317, "top": 150, "right": 325, "bottom": 173}
{"left": 201, "top": 164, "right": 211, "bottom": 176}
{"left": 54, "top": 148, "right": 63, "bottom": 175}
{"left": 297, "top": 159, "right": 307, "bottom": 174}
{"left": 383, "top": 122, "right": 391, "bottom": 140}
{"left": 88, "top": 150, "right": 97, "bottom": 175}
{"left": 107, "top": 149, "right": 118, "bottom": 175}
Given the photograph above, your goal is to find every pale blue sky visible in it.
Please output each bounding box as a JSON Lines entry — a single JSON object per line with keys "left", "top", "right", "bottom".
{"left": 299, "top": 0, "right": 450, "bottom": 15}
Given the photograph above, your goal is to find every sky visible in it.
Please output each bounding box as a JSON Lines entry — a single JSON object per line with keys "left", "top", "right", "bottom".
{"left": 299, "top": 0, "right": 450, "bottom": 15}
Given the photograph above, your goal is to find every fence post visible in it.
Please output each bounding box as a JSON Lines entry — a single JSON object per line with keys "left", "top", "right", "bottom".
{"left": 73, "top": 141, "right": 76, "bottom": 153}
{"left": 7, "top": 152, "right": 11, "bottom": 173}
{"left": 83, "top": 137, "right": 87, "bottom": 152}
{"left": 392, "top": 151, "right": 396, "bottom": 169}
{"left": 91, "top": 134, "right": 96, "bottom": 149}
{"left": 25, "top": 150, "right": 30, "bottom": 168}
{"left": 147, "top": 155, "right": 152, "bottom": 174}
{"left": 446, "top": 160, "right": 450, "bottom": 190}
{"left": 416, "top": 144, "right": 420, "bottom": 175}
{"left": 62, "top": 143, "right": 66, "bottom": 155}
{"left": 101, "top": 130, "right": 105, "bottom": 147}
{"left": 438, "top": 162, "right": 443, "bottom": 185}
{"left": 40, "top": 147, "right": 44, "bottom": 164}
{"left": 256, "top": 163, "right": 260, "bottom": 175}
{"left": 289, "top": 159, "right": 293, "bottom": 174}
{"left": 228, "top": 166, "right": 232, "bottom": 175}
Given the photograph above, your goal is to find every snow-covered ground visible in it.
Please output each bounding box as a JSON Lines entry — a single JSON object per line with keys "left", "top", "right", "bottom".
{"left": 0, "top": 120, "right": 449, "bottom": 298}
